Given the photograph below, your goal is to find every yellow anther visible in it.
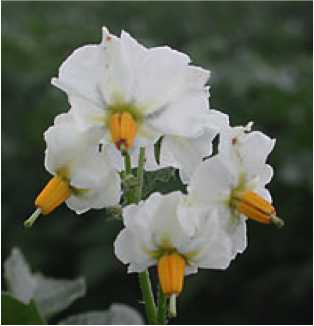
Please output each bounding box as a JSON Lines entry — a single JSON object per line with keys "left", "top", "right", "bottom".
{"left": 35, "top": 176, "right": 71, "bottom": 215}
{"left": 109, "top": 114, "right": 121, "bottom": 145}
{"left": 109, "top": 112, "right": 137, "bottom": 151}
{"left": 157, "top": 253, "right": 185, "bottom": 297}
{"left": 237, "top": 190, "right": 283, "bottom": 227}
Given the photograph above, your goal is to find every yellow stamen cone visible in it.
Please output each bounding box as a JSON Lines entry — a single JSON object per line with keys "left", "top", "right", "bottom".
{"left": 157, "top": 253, "right": 185, "bottom": 297}
{"left": 126, "top": 117, "right": 137, "bottom": 151}
{"left": 110, "top": 114, "right": 121, "bottom": 147}
{"left": 237, "top": 190, "right": 284, "bottom": 227}
{"left": 109, "top": 112, "right": 137, "bottom": 151}
{"left": 35, "top": 176, "right": 71, "bottom": 215}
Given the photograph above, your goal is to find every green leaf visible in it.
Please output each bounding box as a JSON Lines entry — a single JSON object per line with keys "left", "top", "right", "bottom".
{"left": 4, "top": 248, "right": 86, "bottom": 318}
{"left": 142, "top": 167, "right": 176, "bottom": 199}
{"left": 58, "top": 303, "right": 144, "bottom": 325}
{"left": 1, "top": 293, "right": 45, "bottom": 325}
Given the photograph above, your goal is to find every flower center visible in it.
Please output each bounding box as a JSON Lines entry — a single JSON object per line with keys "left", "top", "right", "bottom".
{"left": 109, "top": 112, "right": 137, "bottom": 151}
{"left": 232, "top": 190, "right": 284, "bottom": 227}
{"left": 35, "top": 176, "right": 71, "bottom": 215}
{"left": 157, "top": 253, "right": 185, "bottom": 297}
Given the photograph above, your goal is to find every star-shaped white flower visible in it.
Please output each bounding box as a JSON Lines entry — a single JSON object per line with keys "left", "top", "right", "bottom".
{"left": 178, "top": 123, "right": 283, "bottom": 258}
{"left": 25, "top": 112, "right": 122, "bottom": 227}
{"left": 114, "top": 192, "right": 233, "bottom": 298}
{"left": 51, "top": 27, "right": 213, "bottom": 163}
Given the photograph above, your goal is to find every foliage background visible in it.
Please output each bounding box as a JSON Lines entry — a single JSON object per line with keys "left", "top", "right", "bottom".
{"left": 2, "top": 1, "right": 313, "bottom": 324}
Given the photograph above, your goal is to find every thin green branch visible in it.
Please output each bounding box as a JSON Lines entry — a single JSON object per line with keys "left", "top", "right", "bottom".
{"left": 136, "top": 147, "right": 146, "bottom": 203}
{"left": 157, "top": 284, "right": 167, "bottom": 325}
{"left": 139, "top": 270, "right": 157, "bottom": 325}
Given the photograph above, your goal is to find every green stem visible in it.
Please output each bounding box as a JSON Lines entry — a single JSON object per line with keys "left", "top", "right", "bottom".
{"left": 135, "top": 147, "right": 157, "bottom": 324}
{"left": 136, "top": 147, "right": 146, "bottom": 203}
{"left": 124, "top": 151, "right": 132, "bottom": 175}
{"left": 139, "top": 270, "right": 157, "bottom": 325}
{"left": 123, "top": 151, "right": 136, "bottom": 204}
{"left": 157, "top": 284, "right": 167, "bottom": 325}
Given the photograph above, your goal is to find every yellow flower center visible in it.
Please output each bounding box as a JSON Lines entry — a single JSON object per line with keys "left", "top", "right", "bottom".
{"left": 157, "top": 253, "right": 185, "bottom": 297}
{"left": 109, "top": 112, "right": 137, "bottom": 151}
{"left": 35, "top": 176, "right": 71, "bottom": 215}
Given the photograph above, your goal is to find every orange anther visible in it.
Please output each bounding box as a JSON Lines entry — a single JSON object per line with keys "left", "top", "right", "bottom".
{"left": 109, "top": 112, "right": 137, "bottom": 151}
{"left": 237, "top": 190, "right": 276, "bottom": 224}
{"left": 157, "top": 253, "right": 185, "bottom": 297}
{"left": 35, "top": 176, "right": 71, "bottom": 215}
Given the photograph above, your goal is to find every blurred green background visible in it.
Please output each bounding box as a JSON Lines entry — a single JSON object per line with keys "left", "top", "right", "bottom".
{"left": 2, "top": 1, "right": 313, "bottom": 324}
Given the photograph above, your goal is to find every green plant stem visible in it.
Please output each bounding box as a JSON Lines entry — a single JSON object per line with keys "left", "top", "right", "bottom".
{"left": 157, "top": 284, "right": 167, "bottom": 325}
{"left": 139, "top": 270, "right": 157, "bottom": 325}
{"left": 135, "top": 147, "right": 157, "bottom": 324}
{"left": 124, "top": 151, "right": 132, "bottom": 175}
{"left": 123, "top": 151, "right": 136, "bottom": 204}
{"left": 136, "top": 147, "right": 146, "bottom": 203}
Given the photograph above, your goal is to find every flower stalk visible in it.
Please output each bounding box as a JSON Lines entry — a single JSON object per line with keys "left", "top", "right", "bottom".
{"left": 136, "top": 147, "right": 157, "bottom": 324}
{"left": 122, "top": 146, "right": 157, "bottom": 324}
{"left": 157, "top": 284, "right": 167, "bottom": 325}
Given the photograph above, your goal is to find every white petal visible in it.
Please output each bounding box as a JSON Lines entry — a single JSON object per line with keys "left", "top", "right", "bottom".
{"left": 204, "top": 109, "right": 230, "bottom": 132}
{"left": 219, "top": 125, "right": 275, "bottom": 180}
{"left": 67, "top": 98, "right": 107, "bottom": 132}
{"left": 124, "top": 192, "right": 189, "bottom": 250}
{"left": 44, "top": 113, "right": 90, "bottom": 174}
{"left": 132, "top": 46, "right": 191, "bottom": 114}
{"left": 160, "top": 127, "right": 216, "bottom": 184}
{"left": 147, "top": 87, "right": 209, "bottom": 138}
{"left": 177, "top": 196, "right": 213, "bottom": 237}
{"left": 240, "top": 131, "right": 276, "bottom": 167}
{"left": 221, "top": 209, "right": 247, "bottom": 257}
{"left": 186, "top": 65, "right": 210, "bottom": 88}
{"left": 101, "top": 28, "right": 135, "bottom": 103}
{"left": 52, "top": 44, "right": 109, "bottom": 108}
{"left": 190, "top": 211, "right": 234, "bottom": 270}
{"left": 189, "top": 155, "right": 237, "bottom": 204}
{"left": 114, "top": 229, "right": 155, "bottom": 273}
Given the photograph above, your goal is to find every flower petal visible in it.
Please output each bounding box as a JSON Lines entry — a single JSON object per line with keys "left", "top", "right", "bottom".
{"left": 189, "top": 155, "right": 237, "bottom": 204}
{"left": 114, "top": 229, "right": 155, "bottom": 273}
{"left": 147, "top": 87, "right": 209, "bottom": 138}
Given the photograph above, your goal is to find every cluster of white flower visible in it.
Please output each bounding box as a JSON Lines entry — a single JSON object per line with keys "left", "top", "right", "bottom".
{"left": 26, "top": 27, "right": 283, "bottom": 311}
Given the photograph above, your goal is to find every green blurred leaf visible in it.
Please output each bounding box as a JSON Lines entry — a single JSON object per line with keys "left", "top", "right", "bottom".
{"left": 4, "top": 248, "right": 86, "bottom": 318}
{"left": 1, "top": 293, "right": 45, "bottom": 325}
{"left": 142, "top": 167, "right": 176, "bottom": 199}
{"left": 58, "top": 303, "right": 144, "bottom": 325}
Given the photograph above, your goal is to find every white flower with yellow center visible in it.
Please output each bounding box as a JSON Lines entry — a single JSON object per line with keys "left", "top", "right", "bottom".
{"left": 51, "top": 27, "right": 212, "bottom": 159}
{"left": 178, "top": 123, "right": 283, "bottom": 257}
{"left": 25, "top": 113, "right": 121, "bottom": 227}
{"left": 114, "top": 192, "right": 233, "bottom": 300}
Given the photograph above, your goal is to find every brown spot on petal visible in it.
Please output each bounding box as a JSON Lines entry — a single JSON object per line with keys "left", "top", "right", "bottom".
{"left": 106, "top": 36, "right": 112, "bottom": 41}
{"left": 232, "top": 137, "right": 238, "bottom": 145}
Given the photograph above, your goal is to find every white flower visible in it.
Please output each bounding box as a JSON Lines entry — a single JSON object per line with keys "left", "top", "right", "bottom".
{"left": 114, "top": 192, "right": 233, "bottom": 297}
{"left": 178, "top": 123, "right": 282, "bottom": 258}
{"left": 26, "top": 112, "right": 121, "bottom": 226}
{"left": 51, "top": 27, "right": 212, "bottom": 160}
